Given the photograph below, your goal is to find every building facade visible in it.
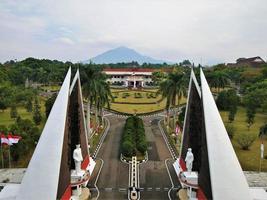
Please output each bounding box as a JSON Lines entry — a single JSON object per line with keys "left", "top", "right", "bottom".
{"left": 227, "top": 56, "right": 266, "bottom": 68}
{"left": 103, "top": 68, "right": 155, "bottom": 88}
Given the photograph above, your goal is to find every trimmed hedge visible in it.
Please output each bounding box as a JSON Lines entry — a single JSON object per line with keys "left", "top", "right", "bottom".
{"left": 121, "top": 116, "right": 147, "bottom": 157}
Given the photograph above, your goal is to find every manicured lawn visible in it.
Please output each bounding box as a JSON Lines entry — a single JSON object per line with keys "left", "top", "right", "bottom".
{"left": 112, "top": 90, "right": 162, "bottom": 104}
{"left": 220, "top": 107, "right": 267, "bottom": 171}
{"left": 111, "top": 103, "right": 164, "bottom": 114}
{"left": 110, "top": 88, "right": 186, "bottom": 114}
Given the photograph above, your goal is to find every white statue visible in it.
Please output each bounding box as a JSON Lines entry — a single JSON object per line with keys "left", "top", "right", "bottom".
{"left": 73, "top": 144, "right": 83, "bottom": 174}
{"left": 185, "top": 148, "right": 194, "bottom": 173}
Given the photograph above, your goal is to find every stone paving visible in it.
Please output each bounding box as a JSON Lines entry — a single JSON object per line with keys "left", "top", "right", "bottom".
{"left": 0, "top": 168, "right": 26, "bottom": 186}
{"left": 244, "top": 171, "right": 267, "bottom": 187}
{"left": 0, "top": 169, "right": 266, "bottom": 188}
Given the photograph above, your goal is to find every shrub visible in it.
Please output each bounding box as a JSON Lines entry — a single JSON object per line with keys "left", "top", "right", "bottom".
{"left": 225, "top": 124, "right": 235, "bottom": 139}
{"left": 122, "top": 140, "right": 134, "bottom": 157}
{"left": 121, "top": 116, "right": 147, "bottom": 157}
{"left": 236, "top": 133, "right": 256, "bottom": 150}
{"left": 137, "top": 141, "right": 147, "bottom": 154}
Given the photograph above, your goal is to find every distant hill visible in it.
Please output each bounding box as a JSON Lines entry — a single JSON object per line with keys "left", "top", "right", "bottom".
{"left": 83, "top": 46, "right": 170, "bottom": 64}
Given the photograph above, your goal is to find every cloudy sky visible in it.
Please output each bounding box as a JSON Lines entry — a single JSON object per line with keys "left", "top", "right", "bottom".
{"left": 0, "top": 0, "right": 267, "bottom": 65}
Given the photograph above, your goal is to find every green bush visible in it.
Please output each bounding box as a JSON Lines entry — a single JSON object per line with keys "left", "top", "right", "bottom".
{"left": 236, "top": 133, "right": 256, "bottom": 150}
{"left": 121, "top": 116, "right": 147, "bottom": 157}
{"left": 122, "top": 140, "right": 134, "bottom": 157}
{"left": 137, "top": 141, "right": 147, "bottom": 154}
{"left": 225, "top": 124, "right": 235, "bottom": 139}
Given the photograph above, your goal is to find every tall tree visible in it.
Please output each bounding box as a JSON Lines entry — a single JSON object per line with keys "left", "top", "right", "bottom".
{"left": 94, "top": 80, "right": 113, "bottom": 126}
{"left": 158, "top": 69, "right": 187, "bottom": 128}
{"left": 10, "top": 105, "right": 18, "bottom": 119}
{"left": 82, "top": 67, "right": 107, "bottom": 136}
{"left": 207, "top": 71, "right": 230, "bottom": 92}
{"left": 25, "top": 98, "right": 33, "bottom": 112}
{"left": 45, "top": 94, "right": 57, "bottom": 118}
{"left": 33, "top": 98, "right": 42, "bottom": 125}
{"left": 259, "top": 123, "right": 267, "bottom": 140}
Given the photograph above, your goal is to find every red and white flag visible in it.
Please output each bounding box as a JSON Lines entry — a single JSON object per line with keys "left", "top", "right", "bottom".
{"left": 175, "top": 125, "right": 181, "bottom": 135}
{"left": 1, "top": 134, "right": 9, "bottom": 145}
{"left": 8, "top": 133, "right": 22, "bottom": 144}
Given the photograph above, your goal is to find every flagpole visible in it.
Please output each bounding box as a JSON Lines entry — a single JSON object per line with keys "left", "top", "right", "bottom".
{"left": 259, "top": 157, "right": 262, "bottom": 173}
{"left": 8, "top": 145, "right": 11, "bottom": 168}
{"left": 259, "top": 139, "right": 264, "bottom": 173}
{"left": 1, "top": 142, "right": 4, "bottom": 168}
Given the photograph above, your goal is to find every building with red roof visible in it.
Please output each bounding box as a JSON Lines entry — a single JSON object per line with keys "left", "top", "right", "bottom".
{"left": 103, "top": 68, "right": 158, "bottom": 88}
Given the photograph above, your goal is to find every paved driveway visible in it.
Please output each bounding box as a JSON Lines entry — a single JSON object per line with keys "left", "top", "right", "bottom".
{"left": 96, "top": 116, "right": 129, "bottom": 200}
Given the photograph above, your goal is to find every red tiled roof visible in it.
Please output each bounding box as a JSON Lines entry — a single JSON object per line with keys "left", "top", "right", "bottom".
{"left": 103, "top": 68, "right": 156, "bottom": 72}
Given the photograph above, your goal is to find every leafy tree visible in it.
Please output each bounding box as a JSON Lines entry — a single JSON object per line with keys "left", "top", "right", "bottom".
{"left": 45, "top": 94, "right": 57, "bottom": 118}
{"left": 244, "top": 94, "right": 257, "bottom": 129}
{"left": 0, "top": 100, "right": 7, "bottom": 112}
{"left": 33, "top": 98, "right": 42, "bottom": 125}
{"left": 236, "top": 133, "right": 256, "bottom": 150}
{"left": 243, "top": 79, "right": 267, "bottom": 112}
{"left": 228, "top": 105, "right": 237, "bottom": 123}
{"left": 122, "top": 140, "right": 134, "bottom": 157}
{"left": 216, "top": 89, "right": 239, "bottom": 111}
{"left": 25, "top": 98, "right": 33, "bottom": 112}
{"left": 152, "top": 71, "right": 166, "bottom": 85}
{"left": 10, "top": 105, "right": 18, "bottom": 119}
{"left": 225, "top": 124, "right": 235, "bottom": 139}
{"left": 9, "top": 118, "right": 40, "bottom": 162}
{"left": 259, "top": 123, "right": 267, "bottom": 139}
{"left": 246, "top": 107, "right": 256, "bottom": 130}
{"left": 180, "top": 60, "right": 191, "bottom": 66}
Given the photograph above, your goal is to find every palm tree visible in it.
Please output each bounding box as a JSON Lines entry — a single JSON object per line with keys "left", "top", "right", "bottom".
{"left": 82, "top": 67, "right": 104, "bottom": 136}
{"left": 207, "top": 71, "right": 230, "bottom": 93}
{"left": 93, "top": 79, "right": 113, "bottom": 127}
{"left": 159, "top": 69, "right": 187, "bottom": 129}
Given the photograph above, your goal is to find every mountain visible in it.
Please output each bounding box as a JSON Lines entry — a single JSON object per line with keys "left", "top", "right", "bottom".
{"left": 84, "top": 46, "right": 170, "bottom": 64}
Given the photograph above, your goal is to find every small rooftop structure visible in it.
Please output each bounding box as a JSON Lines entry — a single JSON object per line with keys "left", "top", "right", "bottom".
{"left": 227, "top": 56, "right": 265, "bottom": 67}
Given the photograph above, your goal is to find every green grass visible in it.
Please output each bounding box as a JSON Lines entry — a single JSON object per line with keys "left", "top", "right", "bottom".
{"left": 110, "top": 89, "right": 186, "bottom": 114}
{"left": 41, "top": 85, "right": 60, "bottom": 91}
{"left": 0, "top": 100, "right": 46, "bottom": 129}
{"left": 112, "top": 90, "right": 162, "bottom": 104}
{"left": 164, "top": 106, "right": 267, "bottom": 172}
{"left": 220, "top": 107, "right": 267, "bottom": 171}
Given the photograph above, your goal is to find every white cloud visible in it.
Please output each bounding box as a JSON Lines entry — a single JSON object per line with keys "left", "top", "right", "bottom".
{"left": 0, "top": 0, "right": 267, "bottom": 64}
{"left": 54, "top": 37, "right": 75, "bottom": 45}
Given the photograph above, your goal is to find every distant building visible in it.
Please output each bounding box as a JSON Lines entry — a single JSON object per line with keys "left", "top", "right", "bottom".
{"left": 227, "top": 56, "right": 266, "bottom": 67}
{"left": 103, "top": 68, "right": 156, "bottom": 88}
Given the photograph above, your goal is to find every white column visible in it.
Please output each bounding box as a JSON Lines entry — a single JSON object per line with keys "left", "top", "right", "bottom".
{"left": 134, "top": 81, "right": 136, "bottom": 88}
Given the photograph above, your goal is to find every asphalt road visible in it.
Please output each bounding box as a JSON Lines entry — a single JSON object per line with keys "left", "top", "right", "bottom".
{"left": 95, "top": 116, "right": 129, "bottom": 200}
{"left": 139, "top": 117, "right": 180, "bottom": 199}
{"left": 91, "top": 114, "right": 180, "bottom": 200}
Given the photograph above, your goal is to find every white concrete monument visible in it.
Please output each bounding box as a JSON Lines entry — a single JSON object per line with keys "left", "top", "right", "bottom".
{"left": 185, "top": 148, "right": 194, "bottom": 173}
{"left": 73, "top": 144, "right": 83, "bottom": 175}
